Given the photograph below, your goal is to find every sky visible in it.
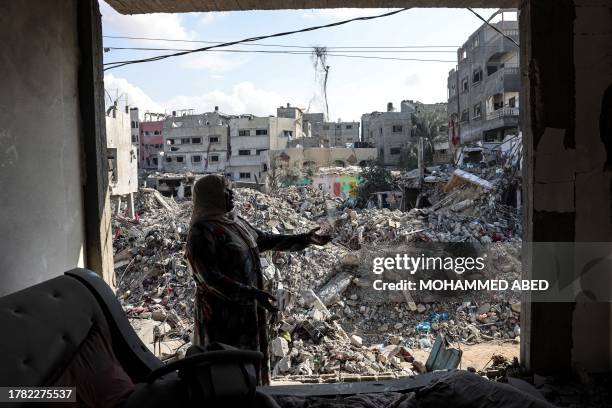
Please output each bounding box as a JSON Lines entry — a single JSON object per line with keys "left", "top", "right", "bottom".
{"left": 101, "top": 3, "right": 497, "bottom": 122}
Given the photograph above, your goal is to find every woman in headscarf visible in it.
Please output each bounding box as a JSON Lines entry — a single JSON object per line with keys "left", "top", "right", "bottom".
{"left": 185, "top": 174, "right": 332, "bottom": 385}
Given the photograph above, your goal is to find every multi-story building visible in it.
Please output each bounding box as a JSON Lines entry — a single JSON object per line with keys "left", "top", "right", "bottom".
{"left": 447, "top": 9, "right": 519, "bottom": 146}
{"left": 106, "top": 106, "right": 138, "bottom": 217}
{"left": 276, "top": 103, "right": 306, "bottom": 139}
{"left": 364, "top": 102, "right": 416, "bottom": 166}
{"left": 321, "top": 120, "right": 360, "bottom": 147}
{"left": 227, "top": 115, "right": 297, "bottom": 184}
{"left": 303, "top": 113, "right": 325, "bottom": 139}
{"left": 161, "top": 108, "right": 230, "bottom": 174}
{"left": 140, "top": 119, "right": 164, "bottom": 170}
{"left": 129, "top": 107, "right": 139, "bottom": 152}
{"left": 361, "top": 113, "right": 372, "bottom": 144}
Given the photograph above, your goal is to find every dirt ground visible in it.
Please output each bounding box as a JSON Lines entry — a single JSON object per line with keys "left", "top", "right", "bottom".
{"left": 270, "top": 340, "right": 520, "bottom": 386}
{"left": 411, "top": 339, "right": 520, "bottom": 371}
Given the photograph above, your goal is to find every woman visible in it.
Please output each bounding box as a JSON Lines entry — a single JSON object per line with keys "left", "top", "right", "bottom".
{"left": 185, "top": 174, "right": 331, "bottom": 385}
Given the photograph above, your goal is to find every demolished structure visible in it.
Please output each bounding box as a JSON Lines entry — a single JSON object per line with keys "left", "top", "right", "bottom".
{"left": 112, "top": 152, "right": 523, "bottom": 382}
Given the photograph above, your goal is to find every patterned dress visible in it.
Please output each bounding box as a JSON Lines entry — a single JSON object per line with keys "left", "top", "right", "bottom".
{"left": 185, "top": 217, "right": 310, "bottom": 385}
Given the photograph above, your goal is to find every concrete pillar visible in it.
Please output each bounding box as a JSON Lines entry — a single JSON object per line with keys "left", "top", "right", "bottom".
{"left": 126, "top": 192, "right": 135, "bottom": 219}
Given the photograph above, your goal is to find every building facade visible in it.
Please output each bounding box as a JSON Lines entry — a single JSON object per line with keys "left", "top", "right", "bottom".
{"left": 140, "top": 120, "right": 164, "bottom": 170}
{"left": 364, "top": 102, "right": 416, "bottom": 166}
{"left": 161, "top": 109, "right": 230, "bottom": 174}
{"left": 321, "top": 120, "right": 360, "bottom": 147}
{"left": 227, "top": 115, "right": 297, "bottom": 184}
{"left": 447, "top": 9, "right": 520, "bottom": 145}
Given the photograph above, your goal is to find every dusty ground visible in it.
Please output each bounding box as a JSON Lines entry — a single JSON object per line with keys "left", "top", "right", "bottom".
{"left": 270, "top": 340, "right": 520, "bottom": 386}
{"left": 411, "top": 340, "right": 520, "bottom": 371}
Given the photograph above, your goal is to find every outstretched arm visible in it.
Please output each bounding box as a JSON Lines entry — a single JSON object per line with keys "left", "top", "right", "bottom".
{"left": 253, "top": 226, "right": 333, "bottom": 252}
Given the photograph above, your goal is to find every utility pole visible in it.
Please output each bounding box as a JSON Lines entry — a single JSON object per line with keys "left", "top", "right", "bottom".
{"left": 418, "top": 136, "right": 424, "bottom": 188}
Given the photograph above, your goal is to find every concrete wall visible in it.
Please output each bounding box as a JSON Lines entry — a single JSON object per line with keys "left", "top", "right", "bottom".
{"left": 521, "top": 0, "right": 612, "bottom": 374}
{"left": 368, "top": 110, "right": 415, "bottom": 165}
{"left": 106, "top": 109, "right": 138, "bottom": 195}
{"left": 321, "top": 121, "right": 360, "bottom": 146}
{"left": 140, "top": 120, "right": 163, "bottom": 169}
{"left": 271, "top": 147, "right": 377, "bottom": 169}
{"left": 0, "top": 0, "right": 86, "bottom": 296}
{"left": 163, "top": 112, "right": 230, "bottom": 173}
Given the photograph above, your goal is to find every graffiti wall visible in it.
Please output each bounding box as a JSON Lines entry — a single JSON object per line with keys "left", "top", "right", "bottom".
{"left": 285, "top": 173, "right": 363, "bottom": 198}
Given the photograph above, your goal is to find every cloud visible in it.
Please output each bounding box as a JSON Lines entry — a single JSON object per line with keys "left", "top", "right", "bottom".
{"left": 302, "top": 8, "right": 394, "bottom": 20}
{"left": 198, "top": 12, "right": 226, "bottom": 26}
{"left": 102, "top": 75, "right": 304, "bottom": 118}
{"left": 404, "top": 73, "right": 421, "bottom": 86}
{"left": 165, "top": 82, "right": 297, "bottom": 116}
{"left": 103, "top": 73, "right": 163, "bottom": 116}
{"left": 179, "top": 52, "right": 247, "bottom": 73}
{"left": 100, "top": 0, "right": 195, "bottom": 47}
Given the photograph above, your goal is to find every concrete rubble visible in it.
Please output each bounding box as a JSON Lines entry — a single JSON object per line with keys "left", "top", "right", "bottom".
{"left": 113, "top": 163, "right": 522, "bottom": 380}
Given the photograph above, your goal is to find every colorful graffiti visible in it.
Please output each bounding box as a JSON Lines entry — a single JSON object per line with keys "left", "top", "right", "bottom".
{"left": 284, "top": 173, "right": 363, "bottom": 198}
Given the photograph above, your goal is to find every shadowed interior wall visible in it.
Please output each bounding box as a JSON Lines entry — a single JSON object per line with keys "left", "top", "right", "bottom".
{"left": 0, "top": 0, "right": 86, "bottom": 296}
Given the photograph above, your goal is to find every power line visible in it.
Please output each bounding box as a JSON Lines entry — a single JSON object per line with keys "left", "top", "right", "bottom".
{"left": 466, "top": 8, "right": 520, "bottom": 47}
{"left": 103, "top": 35, "right": 459, "bottom": 49}
{"left": 103, "top": 46, "right": 457, "bottom": 54}
{"left": 104, "top": 48, "right": 456, "bottom": 64}
{"left": 104, "top": 8, "right": 412, "bottom": 70}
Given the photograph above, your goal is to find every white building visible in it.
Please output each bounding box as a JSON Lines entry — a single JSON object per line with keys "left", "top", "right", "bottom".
{"left": 228, "top": 115, "right": 297, "bottom": 184}
{"left": 106, "top": 106, "right": 139, "bottom": 217}
{"left": 161, "top": 109, "right": 230, "bottom": 174}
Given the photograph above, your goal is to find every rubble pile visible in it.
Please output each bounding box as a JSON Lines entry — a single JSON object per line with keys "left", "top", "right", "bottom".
{"left": 113, "top": 165, "right": 522, "bottom": 378}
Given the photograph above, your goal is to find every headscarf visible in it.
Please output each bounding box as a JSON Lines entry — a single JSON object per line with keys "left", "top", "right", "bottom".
{"left": 190, "top": 174, "right": 257, "bottom": 248}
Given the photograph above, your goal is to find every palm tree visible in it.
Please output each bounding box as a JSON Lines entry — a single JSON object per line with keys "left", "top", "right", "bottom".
{"left": 411, "top": 111, "right": 446, "bottom": 164}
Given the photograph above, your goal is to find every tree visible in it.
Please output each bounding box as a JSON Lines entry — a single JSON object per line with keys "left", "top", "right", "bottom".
{"left": 356, "top": 159, "right": 395, "bottom": 204}
{"left": 411, "top": 111, "right": 446, "bottom": 165}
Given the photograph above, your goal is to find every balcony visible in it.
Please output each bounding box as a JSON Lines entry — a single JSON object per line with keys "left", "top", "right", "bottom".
{"left": 486, "top": 107, "right": 519, "bottom": 120}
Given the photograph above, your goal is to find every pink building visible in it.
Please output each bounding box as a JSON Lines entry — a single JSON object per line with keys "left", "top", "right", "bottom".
{"left": 140, "top": 121, "right": 164, "bottom": 169}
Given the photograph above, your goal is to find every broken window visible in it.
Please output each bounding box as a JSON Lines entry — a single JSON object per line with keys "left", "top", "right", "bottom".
{"left": 461, "top": 77, "right": 469, "bottom": 92}
{"left": 239, "top": 172, "right": 251, "bottom": 179}
{"left": 209, "top": 136, "right": 219, "bottom": 143}
{"left": 239, "top": 129, "right": 250, "bottom": 136}
{"left": 145, "top": 131, "right": 150, "bottom": 136}
{"left": 170, "top": 146, "right": 179, "bottom": 152}
{"left": 239, "top": 150, "right": 251, "bottom": 156}
{"left": 473, "top": 68, "right": 483, "bottom": 84}
{"left": 472, "top": 34, "right": 479, "bottom": 48}
{"left": 390, "top": 147, "right": 401, "bottom": 155}
{"left": 509, "top": 97, "right": 516, "bottom": 108}
{"left": 181, "top": 138, "right": 190, "bottom": 144}
{"left": 176, "top": 156, "right": 184, "bottom": 163}
{"left": 191, "top": 137, "right": 202, "bottom": 144}
{"left": 283, "top": 130, "right": 293, "bottom": 137}
{"left": 473, "top": 102, "right": 482, "bottom": 118}
{"left": 210, "top": 155, "right": 219, "bottom": 162}
{"left": 167, "top": 139, "right": 175, "bottom": 145}
{"left": 392, "top": 125, "right": 403, "bottom": 133}
{"left": 152, "top": 157, "right": 158, "bottom": 165}
{"left": 263, "top": 163, "right": 268, "bottom": 172}
{"left": 191, "top": 155, "right": 201, "bottom": 163}
{"left": 165, "top": 156, "right": 172, "bottom": 163}
{"left": 346, "top": 125, "right": 353, "bottom": 129}
{"left": 255, "top": 129, "right": 268, "bottom": 135}
{"left": 461, "top": 109, "right": 469, "bottom": 122}
{"left": 154, "top": 130, "right": 160, "bottom": 135}
{"left": 459, "top": 48, "right": 467, "bottom": 60}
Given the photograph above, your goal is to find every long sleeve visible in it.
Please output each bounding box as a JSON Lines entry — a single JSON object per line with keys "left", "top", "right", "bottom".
{"left": 188, "top": 226, "right": 256, "bottom": 300}
{"left": 252, "top": 227, "right": 311, "bottom": 252}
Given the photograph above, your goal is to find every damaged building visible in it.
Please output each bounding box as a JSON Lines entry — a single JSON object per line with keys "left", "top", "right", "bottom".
{"left": 1, "top": 1, "right": 612, "bottom": 407}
